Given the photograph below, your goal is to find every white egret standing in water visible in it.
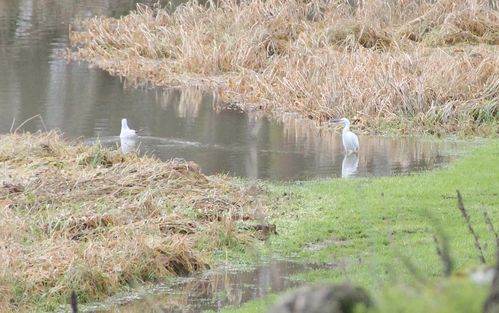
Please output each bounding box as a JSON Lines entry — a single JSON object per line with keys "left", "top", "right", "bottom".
{"left": 120, "top": 118, "right": 137, "bottom": 138}
{"left": 332, "top": 117, "right": 359, "bottom": 154}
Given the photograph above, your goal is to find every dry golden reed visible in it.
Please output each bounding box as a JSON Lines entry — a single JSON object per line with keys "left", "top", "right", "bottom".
{"left": 67, "top": 0, "right": 498, "bottom": 135}
{"left": 0, "top": 131, "right": 266, "bottom": 311}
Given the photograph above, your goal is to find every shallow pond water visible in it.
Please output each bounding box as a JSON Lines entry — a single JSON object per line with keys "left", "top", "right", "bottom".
{"left": 0, "top": 0, "right": 469, "bottom": 181}
{"left": 82, "top": 260, "right": 332, "bottom": 313}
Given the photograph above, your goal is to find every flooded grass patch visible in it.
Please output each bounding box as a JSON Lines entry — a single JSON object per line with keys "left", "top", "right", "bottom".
{"left": 67, "top": 0, "right": 498, "bottom": 135}
{"left": 0, "top": 131, "right": 270, "bottom": 311}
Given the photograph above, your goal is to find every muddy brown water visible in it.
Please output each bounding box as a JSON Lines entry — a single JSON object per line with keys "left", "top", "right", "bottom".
{"left": 0, "top": 2, "right": 472, "bottom": 312}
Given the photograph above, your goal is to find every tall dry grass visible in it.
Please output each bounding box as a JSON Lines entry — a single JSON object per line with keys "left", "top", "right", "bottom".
{"left": 0, "top": 131, "right": 266, "bottom": 311}
{"left": 68, "top": 0, "right": 498, "bottom": 135}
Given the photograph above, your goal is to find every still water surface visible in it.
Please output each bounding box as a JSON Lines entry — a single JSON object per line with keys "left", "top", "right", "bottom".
{"left": 0, "top": 0, "right": 464, "bottom": 181}
{"left": 85, "top": 261, "right": 329, "bottom": 313}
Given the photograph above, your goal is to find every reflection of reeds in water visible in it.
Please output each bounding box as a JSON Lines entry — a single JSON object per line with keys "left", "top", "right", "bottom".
{"left": 359, "top": 137, "right": 455, "bottom": 175}
{"left": 155, "top": 87, "right": 212, "bottom": 118}
{"left": 280, "top": 113, "right": 340, "bottom": 158}
{"left": 245, "top": 115, "right": 265, "bottom": 179}
{"left": 178, "top": 87, "right": 203, "bottom": 118}
{"left": 106, "top": 262, "right": 308, "bottom": 313}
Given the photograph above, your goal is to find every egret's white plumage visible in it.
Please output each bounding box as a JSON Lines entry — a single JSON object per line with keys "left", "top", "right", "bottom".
{"left": 332, "top": 117, "right": 359, "bottom": 154}
{"left": 120, "top": 118, "right": 137, "bottom": 138}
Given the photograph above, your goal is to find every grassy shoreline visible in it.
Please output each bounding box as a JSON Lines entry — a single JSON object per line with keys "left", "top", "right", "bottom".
{"left": 220, "top": 139, "right": 499, "bottom": 312}
{"left": 68, "top": 0, "right": 498, "bottom": 135}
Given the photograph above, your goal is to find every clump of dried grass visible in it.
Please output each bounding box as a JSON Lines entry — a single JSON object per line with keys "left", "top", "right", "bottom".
{"left": 399, "top": 2, "right": 499, "bottom": 45}
{"left": 67, "top": 0, "right": 498, "bottom": 135}
{"left": 0, "top": 131, "right": 266, "bottom": 311}
{"left": 0, "top": 276, "right": 13, "bottom": 313}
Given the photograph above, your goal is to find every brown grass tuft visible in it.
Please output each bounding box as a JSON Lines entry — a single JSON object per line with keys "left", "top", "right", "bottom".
{"left": 0, "top": 131, "right": 267, "bottom": 311}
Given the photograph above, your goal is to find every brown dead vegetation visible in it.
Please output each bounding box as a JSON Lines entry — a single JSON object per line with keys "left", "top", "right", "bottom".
{"left": 67, "top": 0, "right": 499, "bottom": 135}
{"left": 0, "top": 131, "right": 267, "bottom": 311}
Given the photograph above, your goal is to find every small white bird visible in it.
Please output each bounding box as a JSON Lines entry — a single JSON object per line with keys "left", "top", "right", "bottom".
{"left": 332, "top": 117, "right": 359, "bottom": 154}
{"left": 120, "top": 118, "right": 137, "bottom": 138}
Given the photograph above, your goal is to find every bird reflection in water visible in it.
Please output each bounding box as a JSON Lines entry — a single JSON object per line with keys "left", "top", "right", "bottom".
{"left": 120, "top": 137, "right": 137, "bottom": 154}
{"left": 342, "top": 152, "right": 359, "bottom": 178}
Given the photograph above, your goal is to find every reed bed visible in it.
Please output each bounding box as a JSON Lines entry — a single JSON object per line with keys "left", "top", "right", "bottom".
{"left": 0, "top": 131, "right": 266, "bottom": 311}
{"left": 67, "top": 0, "right": 499, "bottom": 135}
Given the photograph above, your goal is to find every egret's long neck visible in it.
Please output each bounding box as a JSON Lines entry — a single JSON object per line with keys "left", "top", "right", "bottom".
{"left": 122, "top": 120, "right": 129, "bottom": 130}
{"left": 343, "top": 120, "right": 350, "bottom": 133}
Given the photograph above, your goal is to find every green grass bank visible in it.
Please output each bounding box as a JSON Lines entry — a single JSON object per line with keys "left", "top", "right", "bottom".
{"left": 222, "top": 139, "right": 499, "bottom": 312}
